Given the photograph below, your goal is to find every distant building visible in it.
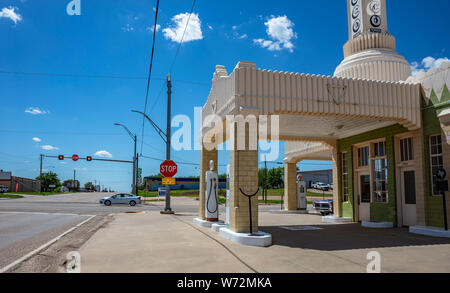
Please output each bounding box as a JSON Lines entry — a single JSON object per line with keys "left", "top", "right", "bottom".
{"left": 0, "top": 170, "right": 41, "bottom": 193}
{"left": 145, "top": 177, "right": 226, "bottom": 191}
{"left": 297, "top": 170, "right": 333, "bottom": 188}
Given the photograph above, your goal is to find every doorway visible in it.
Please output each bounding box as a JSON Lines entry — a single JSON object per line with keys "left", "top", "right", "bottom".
{"left": 358, "top": 174, "right": 371, "bottom": 222}
{"left": 400, "top": 169, "right": 417, "bottom": 226}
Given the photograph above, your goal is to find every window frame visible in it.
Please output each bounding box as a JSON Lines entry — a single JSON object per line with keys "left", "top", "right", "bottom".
{"left": 371, "top": 140, "right": 388, "bottom": 203}
{"left": 429, "top": 134, "right": 444, "bottom": 196}
{"left": 357, "top": 146, "right": 369, "bottom": 168}
{"left": 400, "top": 137, "right": 414, "bottom": 162}
{"left": 341, "top": 152, "right": 349, "bottom": 202}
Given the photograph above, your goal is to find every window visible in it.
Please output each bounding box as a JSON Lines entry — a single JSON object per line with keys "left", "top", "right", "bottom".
{"left": 358, "top": 146, "right": 369, "bottom": 167}
{"left": 372, "top": 141, "right": 388, "bottom": 203}
{"left": 373, "top": 141, "right": 386, "bottom": 157}
{"left": 430, "top": 135, "right": 443, "bottom": 196}
{"left": 342, "top": 153, "right": 349, "bottom": 202}
{"left": 400, "top": 137, "right": 413, "bottom": 162}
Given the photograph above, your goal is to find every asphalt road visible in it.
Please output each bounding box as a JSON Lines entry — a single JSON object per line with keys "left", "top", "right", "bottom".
{"left": 0, "top": 192, "right": 162, "bottom": 272}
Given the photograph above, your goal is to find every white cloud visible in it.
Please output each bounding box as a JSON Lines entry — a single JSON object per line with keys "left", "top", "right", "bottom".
{"left": 41, "top": 145, "right": 59, "bottom": 151}
{"left": 25, "top": 107, "right": 49, "bottom": 115}
{"left": 32, "top": 137, "right": 41, "bottom": 143}
{"left": 410, "top": 56, "right": 450, "bottom": 76}
{"left": 95, "top": 150, "right": 112, "bottom": 158}
{"left": 163, "top": 13, "right": 203, "bottom": 43}
{"left": 146, "top": 24, "right": 161, "bottom": 32}
{"left": 254, "top": 15, "right": 297, "bottom": 53}
{"left": 0, "top": 6, "right": 22, "bottom": 24}
{"left": 121, "top": 24, "right": 134, "bottom": 32}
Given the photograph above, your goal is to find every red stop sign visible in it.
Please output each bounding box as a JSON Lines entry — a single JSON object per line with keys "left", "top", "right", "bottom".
{"left": 160, "top": 160, "right": 178, "bottom": 178}
{"left": 72, "top": 154, "right": 79, "bottom": 162}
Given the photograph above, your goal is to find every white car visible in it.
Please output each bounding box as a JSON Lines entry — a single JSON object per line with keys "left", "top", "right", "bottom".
{"left": 315, "top": 183, "right": 330, "bottom": 191}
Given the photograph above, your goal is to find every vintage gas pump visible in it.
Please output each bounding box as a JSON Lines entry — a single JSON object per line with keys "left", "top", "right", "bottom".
{"left": 225, "top": 164, "right": 230, "bottom": 227}
{"left": 205, "top": 160, "right": 219, "bottom": 222}
{"left": 297, "top": 175, "right": 308, "bottom": 212}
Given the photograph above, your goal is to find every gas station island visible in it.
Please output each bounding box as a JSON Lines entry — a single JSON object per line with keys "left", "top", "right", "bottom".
{"left": 194, "top": 0, "right": 450, "bottom": 246}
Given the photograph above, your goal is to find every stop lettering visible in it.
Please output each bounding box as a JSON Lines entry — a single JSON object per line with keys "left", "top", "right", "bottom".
{"left": 160, "top": 160, "right": 178, "bottom": 178}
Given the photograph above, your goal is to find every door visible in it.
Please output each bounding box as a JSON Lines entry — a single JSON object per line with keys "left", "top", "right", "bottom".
{"left": 401, "top": 170, "right": 417, "bottom": 226}
{"left": 358, "top": 174, "right": 371, "bottom": 222}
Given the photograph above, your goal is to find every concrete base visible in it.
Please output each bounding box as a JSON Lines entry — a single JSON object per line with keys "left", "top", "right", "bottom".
{"left": 322, "top": 216, "right": 353, "bottom": 223}
{"left": 270, "top": 209, "right": 309, "bottom": 215}
{"left": 160, "top": 210, "right": 175, "bottom": 215}
{"left": 193, "top": 218, "right": 223, "bottom": 228}
{"left": 219, "top": 228, "right": 272, "bottom": 247}
{"left": 362, "top": 221, "right": 394, "bottom": 228}
{"left": 211, "top": 223, "right": 227, "bottom": 232}
{"left": 410, "top": 226, "right": 450, "bottom": 238}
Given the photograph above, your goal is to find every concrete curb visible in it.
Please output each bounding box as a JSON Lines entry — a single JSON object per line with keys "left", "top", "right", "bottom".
{"left": 193, "top": 218, "right": 224, "bottom": 228}
{"left": 410, "top": 226, "right": 450, "bottom": 238}
{"left": 270, "top": 209, "right": 309, "bottom": 215}
{"left": 219, "top": 228, "right": 272, "bottom": 247}
{"left": 362, "top": 221, "right": 394, "bottom": 228}
{"left": 322, "top": 216, "right": 353, "bottom": 223}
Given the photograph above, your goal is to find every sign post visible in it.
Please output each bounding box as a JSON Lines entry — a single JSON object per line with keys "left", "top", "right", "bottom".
{"left": 436, "top": 168, "right": 449, "bottom": 231}
{"left": 160, "top": 160, "right": 177, "bottom": 214}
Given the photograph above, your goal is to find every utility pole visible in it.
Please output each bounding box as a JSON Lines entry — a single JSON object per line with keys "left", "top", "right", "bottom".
{"left": 132, "top": 134, "right": 137, "bottom": 195}
{"left": 39, "top": 154, "right": 43, "bottom": 192}
{"left": 164, "top": 74, "right": 173, "bottom": 213}
{"left": 264, "top": 156, "right": 268, "bottom": 204}
{"left": 135, "top": 152, "right": 139, "bottom": 197}
{"left": 73, "top": 169, "right": 76, "bottom": 192}
{"left": 131, "top": 73, "right": 174, "bottom": 214}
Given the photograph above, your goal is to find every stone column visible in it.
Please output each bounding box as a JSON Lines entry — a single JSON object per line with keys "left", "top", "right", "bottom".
{"left": 229, "top": 121, "right": 259, "bottom": 233}
{"left": 199, "top": 146, "right": 218, "bottom": 220}
{"left": 284, "top": 162, "right": 298, "bottom": 211}
{"left": 330, "top": 141, "right": 342, "bottom": 217}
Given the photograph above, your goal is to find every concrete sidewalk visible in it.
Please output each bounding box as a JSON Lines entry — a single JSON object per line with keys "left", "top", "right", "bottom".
{"left": 79, "top": 211, "right": 254, "bottom": 273}
{"left": 79, "top": 198, "right": 450, "bottom": 273}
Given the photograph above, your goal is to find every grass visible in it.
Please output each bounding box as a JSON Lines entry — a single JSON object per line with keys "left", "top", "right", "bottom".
{"left": 6, "top": 192, "right": 70, "bottom": 196}
{"left": 139, "top": 190, "right": 200, "bottom": 198}
{"left": 0, "top": 194, "right": 24, "bottom": 198}
{"left": 260, "top": 189, "right": 333, "bottom": 198}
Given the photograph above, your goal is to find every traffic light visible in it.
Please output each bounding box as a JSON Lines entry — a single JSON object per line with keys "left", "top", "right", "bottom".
{"left": 58, "top": 155, "right": 64, "bottom": 160}
{"left": 86, "top": 156, "right": 93, "bottom": 162}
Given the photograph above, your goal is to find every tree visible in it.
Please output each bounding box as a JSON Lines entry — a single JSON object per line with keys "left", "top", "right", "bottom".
{"left": 63, "top": 179, "right": 80, "bottom": 192}
{"left": 36, "top": 172, "right": 61, "bottom": 192}
{"left": 267, "top": 167, "right": 284, "bottom": 189}
{"left": 84, "top": 182, "right": 94, "bottom": 191}
{"left": 149, "top": 173, "right": 164, "bottom": 178}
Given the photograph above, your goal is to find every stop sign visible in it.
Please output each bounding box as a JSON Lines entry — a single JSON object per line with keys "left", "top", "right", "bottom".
{"left": 160, "top": 160, "right": 178, "bottom": 178}
{"left": 72, "top": 154, "right": 79, "bottom": 162}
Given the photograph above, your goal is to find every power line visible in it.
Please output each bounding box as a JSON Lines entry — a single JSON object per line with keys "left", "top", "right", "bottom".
{"left": 140, "top": 0, "right": 160, "bottom": 155}
{"left": 0, "top": 70, "right": 208, "bottom": 86}
{"left": 141, "top": 154, "right": 227, "bottom": 167}
{"left": 140, "top": 0, "right": 198, "bottom": 157}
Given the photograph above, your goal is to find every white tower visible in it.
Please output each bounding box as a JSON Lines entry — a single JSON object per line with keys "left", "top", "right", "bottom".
{"left": 334, "top": 0, "right": 411, "bottom": 82}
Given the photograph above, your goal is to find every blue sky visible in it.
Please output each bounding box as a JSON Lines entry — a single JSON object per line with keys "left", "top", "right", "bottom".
{"left": 1, "top": 0, "right": 449, "bottom": 192}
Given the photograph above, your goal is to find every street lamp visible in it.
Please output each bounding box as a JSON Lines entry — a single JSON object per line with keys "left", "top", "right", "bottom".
{"left": 114, "top": 123, "right": 139, "bottom": 196}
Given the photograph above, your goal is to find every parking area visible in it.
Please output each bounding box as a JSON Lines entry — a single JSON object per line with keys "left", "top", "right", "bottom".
{"left": 78, "top": 197, "right": 450, "bottom": 273}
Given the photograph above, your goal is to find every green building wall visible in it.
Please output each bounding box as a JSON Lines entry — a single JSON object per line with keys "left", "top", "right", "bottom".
{"left": 338, "top": 124, "right": 409, "bottom": 224}
{"left": 422, "top": 85, "right": 450, "bottom": 228}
